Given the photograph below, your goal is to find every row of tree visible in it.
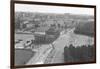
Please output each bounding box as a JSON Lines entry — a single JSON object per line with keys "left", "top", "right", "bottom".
{"left": 64, "top": 44, "right": 95, "bottom": 63}
{"left": 74, "top": 21, "right": 94, "bottom": 37}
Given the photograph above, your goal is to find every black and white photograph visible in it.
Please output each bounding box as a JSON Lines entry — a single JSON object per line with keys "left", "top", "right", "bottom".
{"left": 12, "top": 1, "right": 96, "bottom": 68}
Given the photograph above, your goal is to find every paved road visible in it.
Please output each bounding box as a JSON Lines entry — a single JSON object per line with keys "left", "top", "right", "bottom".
{"left": 26, "top": 28, "right": 75, "bottom": 64}
{"left": 26, "top": 44, "right": 53, "bottom": 65}
{"left": 45, "top": 27, "right": 94, "bottom": 64}
{"left": 26, "top": 28, "right": 94, "bottom": 64}
{"left": 45, "top": 28, "right": 75, "bottom": 64}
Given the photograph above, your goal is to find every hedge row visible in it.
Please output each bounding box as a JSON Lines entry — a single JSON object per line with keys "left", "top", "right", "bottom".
{"left": 64, "top": 44, "right": 95, "bottom": 63}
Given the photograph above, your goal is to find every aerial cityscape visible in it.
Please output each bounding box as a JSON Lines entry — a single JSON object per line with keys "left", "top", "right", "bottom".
{"left": 14, "top": 4, "right": 95, "bottom": 66}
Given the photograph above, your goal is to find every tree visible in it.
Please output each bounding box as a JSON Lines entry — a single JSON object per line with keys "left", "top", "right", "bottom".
{"left": 35, "top": 24, "right": 39, "bottom": 28}
{"left": 15, "top": 12, "right": 24, "bottom": 30}
{"left": 58, "top": 24, "right": 60, "bottom": 28}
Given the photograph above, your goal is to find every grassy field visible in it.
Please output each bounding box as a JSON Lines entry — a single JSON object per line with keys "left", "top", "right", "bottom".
{"left": 15, "top": 49, "right": 35, "bottom": 65}
{"left": 68, "top": 33, "right": 94, "bottom": 46}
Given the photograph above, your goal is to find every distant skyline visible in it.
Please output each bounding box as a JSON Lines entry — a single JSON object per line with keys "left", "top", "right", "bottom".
{"left": 15, "top": 4, "right": 94, "bottom": 15}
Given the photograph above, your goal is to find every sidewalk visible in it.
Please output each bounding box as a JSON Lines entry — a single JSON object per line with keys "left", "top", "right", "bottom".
{"left": 26, "top": 44, "right": 53, "bottom": 65}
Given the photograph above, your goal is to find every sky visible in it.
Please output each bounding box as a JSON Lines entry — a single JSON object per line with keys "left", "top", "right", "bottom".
{"left": 15, "top": 4, "right": 94, "bottom": 15}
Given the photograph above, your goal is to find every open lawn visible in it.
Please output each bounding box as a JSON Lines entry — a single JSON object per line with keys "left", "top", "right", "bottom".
{"left": 15, "top": 49, "right": 35, "bottom": 65}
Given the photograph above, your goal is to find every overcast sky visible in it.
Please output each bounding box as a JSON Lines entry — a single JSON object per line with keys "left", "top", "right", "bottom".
{"left": 15, "top": 4, "right": 94, "bottom": 15}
